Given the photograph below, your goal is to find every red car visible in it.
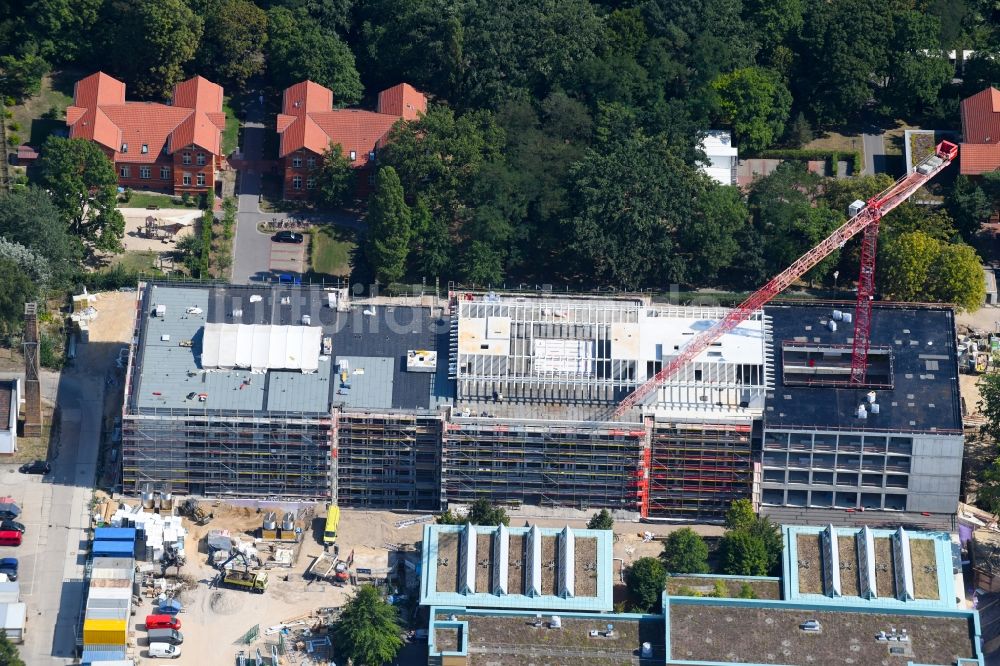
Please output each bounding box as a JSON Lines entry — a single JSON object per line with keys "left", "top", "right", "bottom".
{"left": 145, "top": 614, "right": 182, "bottom": 630}
{"left": 0, "top": 530, "right": 21, "bottom": 546}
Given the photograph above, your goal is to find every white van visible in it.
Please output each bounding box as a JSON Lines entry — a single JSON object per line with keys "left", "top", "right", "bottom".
{"left": 149, "top": 642, "right": 182, "bottom": 659}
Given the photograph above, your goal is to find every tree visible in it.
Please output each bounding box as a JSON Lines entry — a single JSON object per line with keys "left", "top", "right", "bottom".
{"left": 720, "top": 530, "right": 770, "bottom": 576}
{"left": 976, "top": 458, "right": 1000, "bottom": 516}
{"left": 100, "top": 0, "right": 203, "bottom": 99}
{"left": 979, "top": 373, "right": 1000, "bottom": 444}
{"left": 0, "top": 259, "right": 37, "bottom": 342}
{"left": 946, "top": 175, "right": 993, "bottom": 240}
{"left": 408, "top": 197, "right": 452, "bottom": 278}
{"left": 711, "top": 67, "right": 792, "bottom": 152}
{"left": 267, "top": 6, "right": 362, "bottom": 103}
{"left": 661, "top": 528, "right": 710, "bottom": 574}
{"left": 625, "top": 557, "right": 667, "bottom": 612}
{"left": 0, "top": 187, "right": 82, "bottom": 284}
{"left": 365, "top": 167, "right": 411, "bottom": 285}
{"left": 314, "top": 144, "right": 355, "bottom": 210}
{"left": 880, "top": 232, "right": 984, "bottom": 310}
{"left": 0, "top": 53, "right": 48, "bottom": 101}
{"left": 194, "top": 0, "right": 267, "bottom": 90}
{"left": 880, "top": 11, "right": 952, "bottom": 119}
{"left": 333, "top": 584, "right": 403, "bottom": 666}
{"left": 724, "top": 499, "right": 756, "bottom": 532}
{"left": 680, "top": 184, "right": 747, "bottom": 285}
{"left": 18, "top": 0, "right": 102, "bottom": 63}
{"left": 587, "top": 509, "right": 614, "bottom": 531}
{"left": 36, "top": 137, "right": 125, "bottom": 254}
{"left": 466, "top": 498, "right": 509, "bottom": 526}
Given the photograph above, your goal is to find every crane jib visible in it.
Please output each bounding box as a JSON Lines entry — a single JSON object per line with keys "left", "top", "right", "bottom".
{"left": 613, "top": 140, "right": 959, "bottom": 417}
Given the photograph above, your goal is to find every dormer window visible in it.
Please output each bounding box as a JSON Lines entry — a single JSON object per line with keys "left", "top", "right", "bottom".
{"left": 141, "top": 144, "right": 148, "bottom": 154}
{"left": 349, "top": 151, "right": 357, "bottom": 161}
{"left": 121, "top": 143, "right": 128, "bottom": 153}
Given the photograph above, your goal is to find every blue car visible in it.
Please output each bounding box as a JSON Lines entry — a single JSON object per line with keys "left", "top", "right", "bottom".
{"left": 0, "top": 558, "right": 18, "bottom": 581}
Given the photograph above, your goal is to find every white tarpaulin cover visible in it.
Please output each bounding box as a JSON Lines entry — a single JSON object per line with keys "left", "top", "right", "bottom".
{"left": 201, "top": 323, "right": 322, "bottom": 373}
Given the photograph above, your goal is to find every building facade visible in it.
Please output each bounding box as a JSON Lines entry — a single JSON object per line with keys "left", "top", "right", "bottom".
{"left": 66, "top": 72, "right": 226, "bottom": 196}
{"left": 276, "top": 80, "right": 426, "bottom": 201}
{"left": 121, "top": 285, "right": 963, "bottom": 527}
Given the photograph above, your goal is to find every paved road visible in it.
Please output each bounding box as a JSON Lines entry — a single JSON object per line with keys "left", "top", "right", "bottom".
{"left": 0, "top": 368, "right": 104, "bottom": 664}
{"left": 228, "top": 101, "right": 366, "bottom": 284}
{"left": 862, "top": 132, "right": 886, "bottom": 175}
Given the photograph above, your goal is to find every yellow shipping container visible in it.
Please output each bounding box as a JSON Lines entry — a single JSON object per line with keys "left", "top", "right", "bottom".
{"left": 83, "top": 618, "right": 127, "bottom": 645}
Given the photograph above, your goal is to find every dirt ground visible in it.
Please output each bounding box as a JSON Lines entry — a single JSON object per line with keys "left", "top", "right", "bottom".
{"left": 118, "top": 208, "right": 197, "bottom": 253}
{"left": 122, "top": 503, "right": 726, "bottom": 664}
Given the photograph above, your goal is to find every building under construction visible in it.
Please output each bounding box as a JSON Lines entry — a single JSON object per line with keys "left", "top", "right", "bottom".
{"left": 122, "top": 283, "right": 962, "bottom": 526}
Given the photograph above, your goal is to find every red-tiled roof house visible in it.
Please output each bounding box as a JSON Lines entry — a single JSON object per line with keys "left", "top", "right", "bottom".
{"left": 276, "top": 81, "right": 426, "bottom": 200}
{"left": 66, "top": 72, "right": 226, "bottom": 196}
{"left": 960, "top": 87, "right": 1000, "bottom": 176}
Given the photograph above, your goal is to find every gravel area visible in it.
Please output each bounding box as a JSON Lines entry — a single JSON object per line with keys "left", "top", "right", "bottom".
{"left": 796, "top": 534, "right": 823, "bottom": 594}
{"left": 910, "top": 538, "right": 940, "bottom": 600}
{"left": 838, "top": 535, "right": 859, "bottom": 597}
{"left": 542, "top": 536, "right": 558, "bottom": 596}
{"left": 476, "top": 533, "right": 493, "bottom": 592}
{"left": 436, "top": 532, "right": 460, "bottom": 593}
{"left": 575, "top": 537, "right": 598, "bottom": 597}
{"left": 508, "top": 534, "right": 525, "bottom": 595}
{"left": 874, "top": 537, "right": 896, "bottom": 598}
{"left": 436, "top": 626, "right": 460, "bottom": 653}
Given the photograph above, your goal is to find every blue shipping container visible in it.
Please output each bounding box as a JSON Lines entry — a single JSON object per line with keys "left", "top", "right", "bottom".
{"left": 91, "top": 541, "right": 134, "bottom": 557}
{"left": 93, "top": 527, "right": 136, "bottom": 543}
{"left": 81, "top": 645, "right": 127, "bottom": 663}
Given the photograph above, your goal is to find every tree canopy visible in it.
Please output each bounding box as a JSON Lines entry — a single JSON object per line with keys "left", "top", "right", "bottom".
{"left": 194, "top": 0, "right": 267, "bottom": 90}
{"left": 314, "top": 144, "right": 355, "bottom": 211}
{"left": 333, "top": 585, "right": 403, "bottom": 666}
{"left": 660, "top": 528, "right": 710, "bottom": 574}
{"left": 625, "top": 557, "right": 667, "bottom": 612}
{"left": 36, "top": 137, "right": 125, "bottom": 254}
{"left": 365, "top": 167, "right": 411, "bottom": 285}
{"left": 587, "top": 509, "right": 614, "bottom": 531}
{"left": 267, "top": 6, "right": 362, "bottom": 102}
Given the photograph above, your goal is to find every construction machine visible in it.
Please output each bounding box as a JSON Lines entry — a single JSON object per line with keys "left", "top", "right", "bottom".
{"left": 306, "top": 550, "right": 350, "bottom": 584}
{"left": 217, "top": 550, "right": 268, "bottom": 593}
{"left": 180, "top": 498, "right": 212, "bottom": 526}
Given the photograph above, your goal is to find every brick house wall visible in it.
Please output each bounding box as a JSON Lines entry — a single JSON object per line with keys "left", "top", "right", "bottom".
{"left": 172, "top": 146, "right": 217, "bottom": 195}
{"left": 282, "top": 149, "right": 378, "bottom": 201}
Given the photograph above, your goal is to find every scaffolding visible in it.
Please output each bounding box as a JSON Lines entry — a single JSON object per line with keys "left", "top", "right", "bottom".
{"left": 335, "top": 411, "right": 442, "bottom": 510}
{"left": 122, "top": 407, "right": 333, "bottom": 498}
{"left": 441, "top": 418, "right": 646, "bottom": 511}
{"left": 647, "top": 420, "right": 754, "bottom": 519}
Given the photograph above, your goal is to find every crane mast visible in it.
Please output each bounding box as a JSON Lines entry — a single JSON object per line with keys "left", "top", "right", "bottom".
{"left": 613, "top": 140, "right": 959, "bottom": 418}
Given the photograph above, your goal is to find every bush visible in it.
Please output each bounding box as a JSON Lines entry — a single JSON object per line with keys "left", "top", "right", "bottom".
{"left": 760, "top": 148, "right": 863, "bottom": 175}
{"left": 674, "top": 585, "right": 700, "bottom": 597}
{"left": 739, "top": 582, "right": 756, "bottom": 599}
{"left": 6, "top": 133, "right": 19, "bottom": 147}
{"left": 181, "top": 192, "right": 192, "bottom": 206}
{"left": 121, "top": 188, "right": 133, "bottom": 203}
{"left": 720, "top": 530, "right": 770, "bottom": 576}
{"left": 711, "top": 579, "right": 728, "bottom": 598}
{"left": 3, "top": 96, "right": 15, "bottom": 107}
{"left": 39, "top": 332, "right": 63, "bottom": 369}
{"left": 81, "top": 266, "right": 142, "bottom": 291}
{"left": 7, "top": 121, "right": 19, "bottom": 131}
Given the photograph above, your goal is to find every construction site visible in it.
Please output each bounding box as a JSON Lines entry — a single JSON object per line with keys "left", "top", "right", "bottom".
{"left": 118, "top": 143, "right": 967, "bottom": 527}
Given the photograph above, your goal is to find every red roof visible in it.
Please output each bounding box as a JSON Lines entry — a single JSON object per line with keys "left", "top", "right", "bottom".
{"left": 960, "top": 87, "right": 1000, "bottom": 174}
{"left": 66, "top": 72, "right": 225, "bottom": 163}
{"left": 277, "top": 81, "right": 427, "bottom": 166}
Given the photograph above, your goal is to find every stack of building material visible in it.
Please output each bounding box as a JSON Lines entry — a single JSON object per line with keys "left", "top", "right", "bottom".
{"left": 0, "top": 579, "right": 25, "bottom": 644}
{"left": 109, "top": 507, "right": 187, "bottom": 564}
{"left": 82, "top": 531, "right": 137, "bottom": 662}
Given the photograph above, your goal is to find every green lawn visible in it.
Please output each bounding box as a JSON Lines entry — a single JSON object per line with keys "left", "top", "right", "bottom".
{"left": 119, "top": 192, "right": 198, "bottom": 209}
{"left": 9, "top": 71, "right": 76, "bottom": 148}
{"left": 310, "top": 226, "right": 355, "bottom": 277}
{"left": 111, "top": 250, "right": 160, "bottom": 272}
{"left": 222, "top": 97, "right": 239, "bottom": 155}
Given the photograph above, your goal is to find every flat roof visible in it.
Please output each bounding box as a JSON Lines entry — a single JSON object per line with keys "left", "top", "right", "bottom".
{"left": 129, "top": 284, "right": 453, "bottom": 415}
{"left": 667, "top": 600, "right": 979, "bottom": 666}
{"left": 429, "top": 609, "right": 664, "bottom": 665}
{"left": 763, "top": 304, "right": 962, "bottom": 433}
{"left": 420, "top": 524, "right": 614, "bottom": 612}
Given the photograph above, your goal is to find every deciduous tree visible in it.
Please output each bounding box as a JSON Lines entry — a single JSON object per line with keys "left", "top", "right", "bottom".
{"left": 267, "top": 6, "right": 361, "bottom": 103}
{"left": 365, "top": 167, "right": 411, "bottom": 285}
{"left": 334, "top": 585, "right": 403, "bottom": 666}
{"left": 314, "top": 144, "right": 355, "bottom": 210}
{"left": 36, "top": 137, "right": 125, "bottom": 254}
{"left": 194, "top": 0, "right": 267, "bottom": 90}
{"left": 101, "top": 0, "right": 204, "bottom": 99}
{"left": 0, "top": 186, "right": 83, "bottom": 284}
{"left": 626, "top": 557, "right": 667, "bottom": 612}
{"left": 0, "top": 53, "right": 48, "bottom": 101}
{"left": 720, "top": 530, "right": 770, "bottom": 576}
{"left": 661, "top": 528, "right": 710, "bottom": 574}
{"left": 711, "top": 67, "right": 791, "bottom": 152}
{"left": 0, "top": 259, "right": 37, "bottom": 343}
{"left": 466, "top": 498, "right": 510, "bottom": 526}
{"left": 587, "top": 509, "right": 614, "bottom": 531}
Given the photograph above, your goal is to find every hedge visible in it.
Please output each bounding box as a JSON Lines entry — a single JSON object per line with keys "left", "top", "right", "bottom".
{"left": 759, "top": 149, "right": 863, "bottom": 176}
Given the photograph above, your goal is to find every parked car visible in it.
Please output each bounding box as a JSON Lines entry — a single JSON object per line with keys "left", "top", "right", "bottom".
{"left": 272, "top": 230, "right": 304, "bottom": 244}
{"left": 0, "top": 502, "right": 20, "bottom": 521}
{"left": 148, "top": 643, "right": 182, "bottom": 659}
{"left": 19, "top": 460, "right": 50, "bottom": 475}
{"left": 0, "top": 531, "right": 21, "bottom": 546}
{"left": 0, "top": 558, "right": 17, "bottom": 581}
{"left": 0, "top": 520, "right": 24, "bottom": 534}
{"left": 147, "top": 629, "right": 183, "bottom": 645}
{"left": 145, "top": 615, "right": 182, "bottom": 631}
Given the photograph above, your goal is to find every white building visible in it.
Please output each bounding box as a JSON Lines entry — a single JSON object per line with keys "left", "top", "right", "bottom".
{"left": 0, "top": 379, "right": 19, "bottom": 455}
{"left": 700, "top": 130, "right": 738, "bottom": 186}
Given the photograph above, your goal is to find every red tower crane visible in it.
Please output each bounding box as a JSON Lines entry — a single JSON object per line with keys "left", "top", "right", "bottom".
{"left": 613, "top": 140, "right": 959, "bottom": 418}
